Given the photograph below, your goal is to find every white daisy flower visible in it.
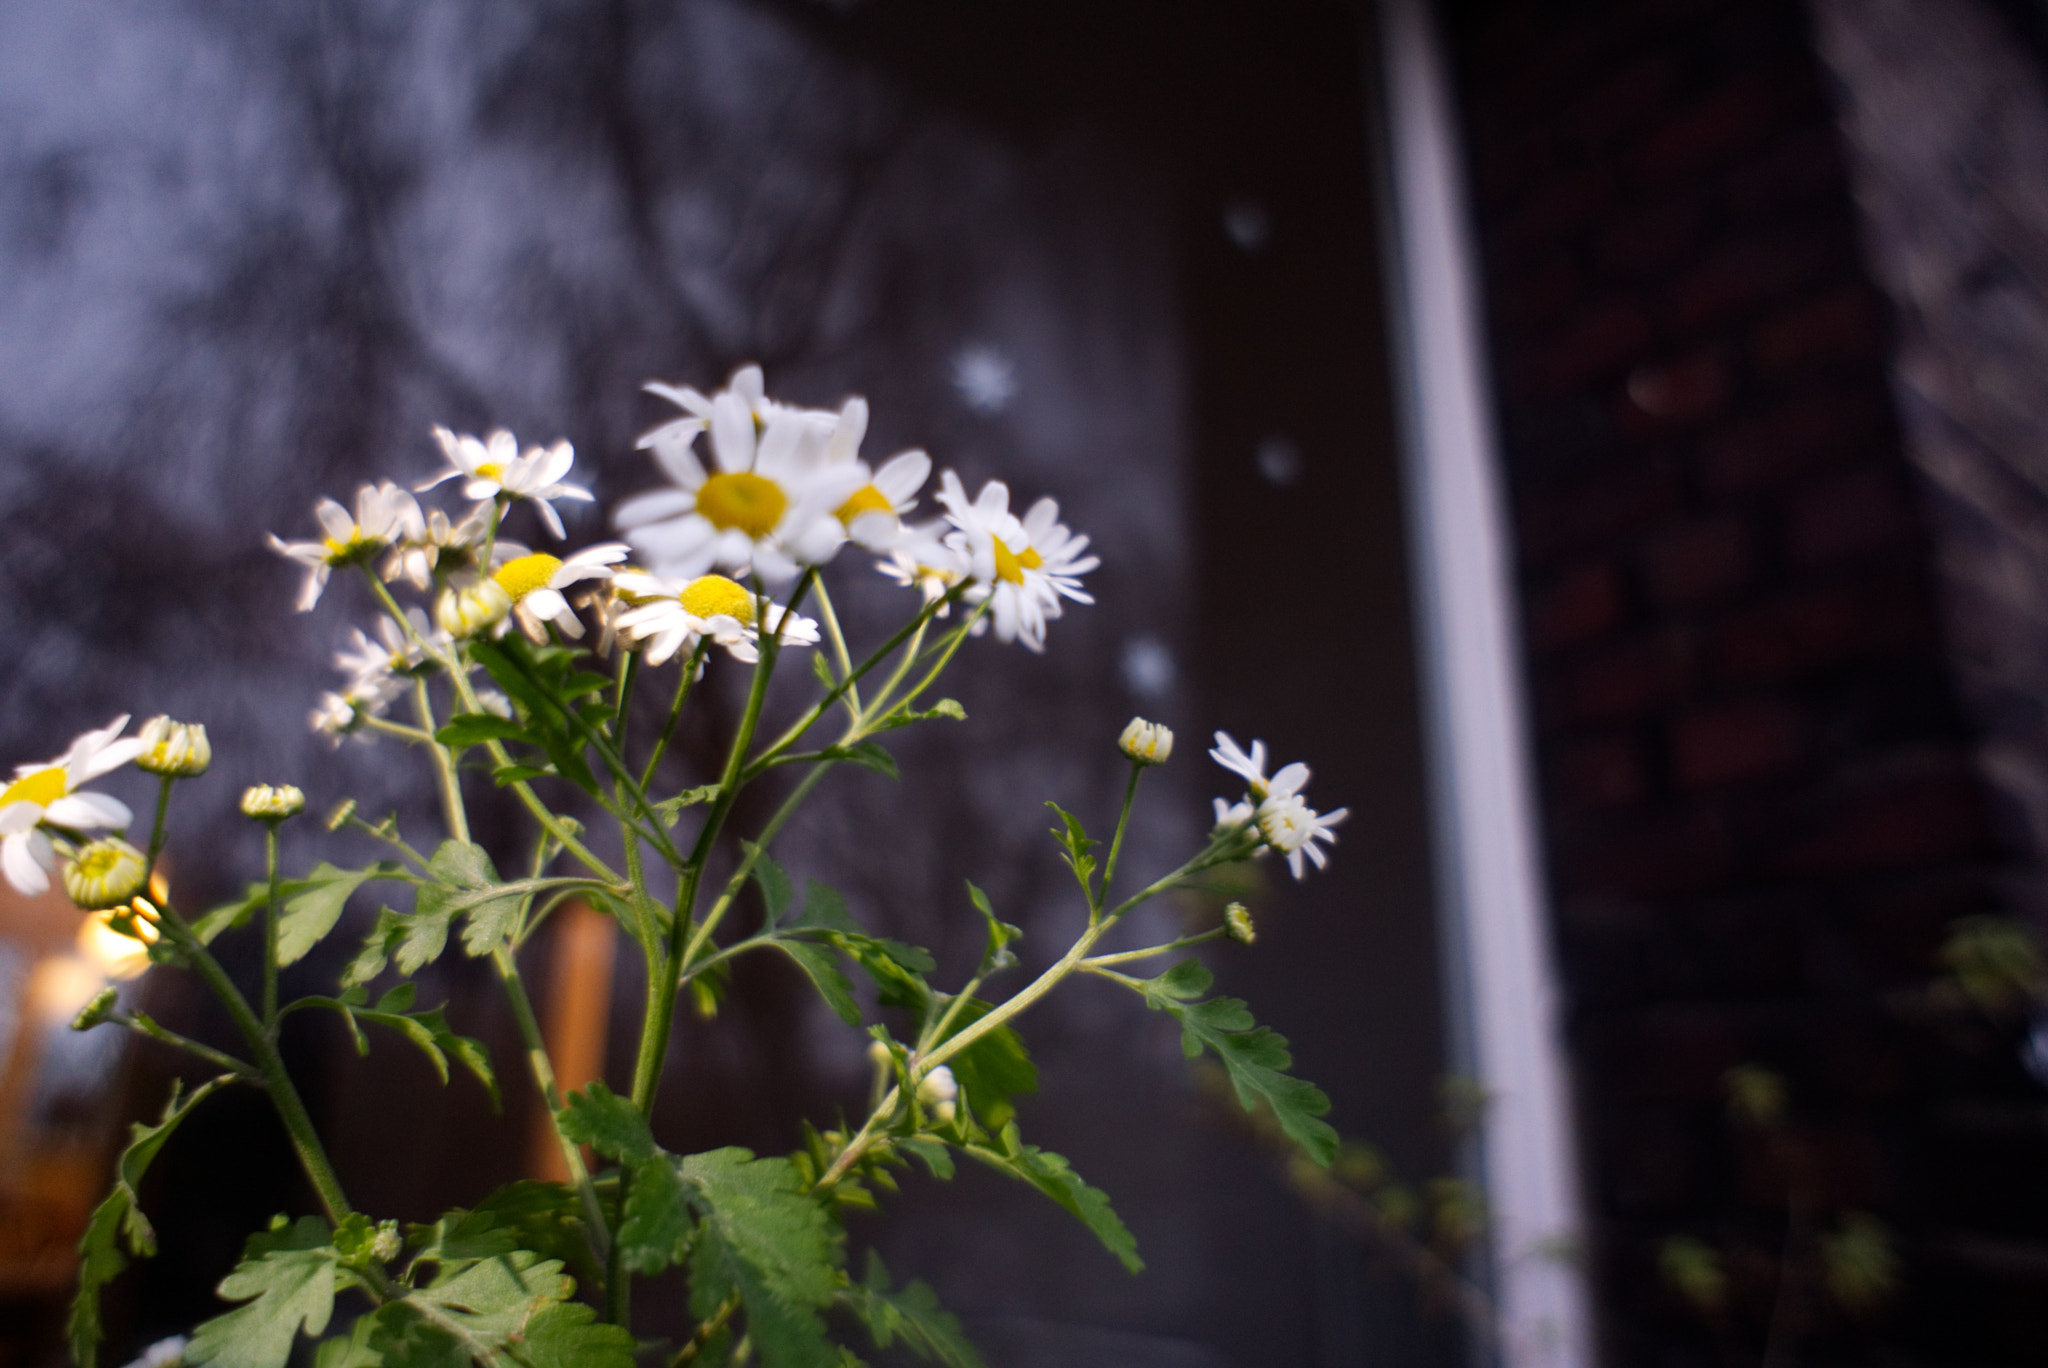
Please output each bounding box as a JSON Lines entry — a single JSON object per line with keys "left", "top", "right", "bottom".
{"left": 335, "top": 608, "right": 443, "bottom": 690}
{"left": 615, "top": 367, "right": 864, "bottom": 584}
{"left": 936, "top": 471, "right": 1098, "bottom": 652}
{"left": 612, "top": 571, "right": 819, "bottom": 666}
{"left": 0, "top": 716, "right": 145, "bottom": 897}
{"left": 267, "top": 482, "right": 421, "bottom": 612}
{"left": 418, "top": 427, "right": 593, "bottom": 540}
{"left": 383, "top": 502, "right": 493, "bottom": 590}
{"left": 488, "top": 544, "right": 630, "bottom": 642}
{"left": 877, "top": 524, "right": 970, "bottom": 611}
{"left": 817, "top": 396, "right": 933, "bottom": 551}
{"left": 309, "top": 692, "right": 361, "bottom": 740}
{"left": 1207, "top": 731, "right": 1348, "bottom": 879}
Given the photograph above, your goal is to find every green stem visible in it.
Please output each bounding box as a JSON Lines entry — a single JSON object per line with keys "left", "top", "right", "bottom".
{"left": 1081, "top": 927, "right": 1227, "bottom": 968}
{"left": 443, "top": 665, "right": 620, "bottom": 882}
{"left": 678, "top": 763, "right": 833, "bottom": 970}
{"left": 157, "top": 902, "right": 352, "bottom": 1222}
{"left": 810, "top": 579, "right": 862, "bottom": 717}
{"left": 489, "top": 946, "right": 611, "bottom": 1268}
{"left": 262, "top": 825, "right": 281, "bottom": 1023}
{"left": 628, "top": 575, "right": 807, "bottom": 1115}
{"left": 413, "top": 677, "right": 470, "bottom": 845}
{"left": 112, "top": 1011, "right": 262, "bottom": 1082}
{"left": 639, "top": 642, "right": 709, "bottom": 790}
{"left": 143, "top": 775, "right": 174, "bottom": 874}
{"left": 1097, "top": 764, "right": 1145, "bottom": 907}
{"left": 749, "top": 587, "right": 957, "bottom": 769}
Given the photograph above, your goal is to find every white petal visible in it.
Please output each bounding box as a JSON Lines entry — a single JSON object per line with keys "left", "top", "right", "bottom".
{"left": 3, "top": 832, "right": 50, "bottom": 896}
{"left": 51, "top": 791, "right": 133, "bottom": 829}
{"left": 825, "top": 396, "right": 869, "bottom": 464}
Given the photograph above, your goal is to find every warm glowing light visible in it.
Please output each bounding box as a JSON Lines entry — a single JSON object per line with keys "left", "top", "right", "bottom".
{"left": 30, "top": 955, "right": 106, "bottom": 1022}
{"left": 78, "top": 908, "right": 157, "bottom": 981}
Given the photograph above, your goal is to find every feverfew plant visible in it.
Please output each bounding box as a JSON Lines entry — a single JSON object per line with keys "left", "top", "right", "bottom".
{"left": 43, "top": 365, "right": 1349, "bottom": 1368}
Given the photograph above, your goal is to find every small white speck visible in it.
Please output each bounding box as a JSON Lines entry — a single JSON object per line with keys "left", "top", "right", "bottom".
{"left": 1255, "top": 436, "right": 1303, "bottom": 488}
{"left": 1120, "top": 635, "right": 1177, "bottom": 699}
{"left": 951, "top": 345, "right": 1018, "bottom": 413}
{"left": 1222, "top": 198, "right": 1272, "bottom": 253}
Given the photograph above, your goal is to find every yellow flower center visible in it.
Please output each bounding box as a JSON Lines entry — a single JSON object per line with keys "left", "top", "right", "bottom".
{"left": 991, "top": 539, "right": 1044, "bottom": 585}
{"left": 835, "top": 485, "right": 893, "bottom": 527}
{"left": 697, "top": 472, "right": 787, "bottom": 538}
{"left": 679, "top": 574, "right": 756, "bottom": 625}
{"left": 0, "top": 766, "right": 67, "bottom": 811}
{"left": 493, "top": 553, "right": 562, "bottom": 602}
{"left": 475, "top": 462, "right": 506, "bottom": 483}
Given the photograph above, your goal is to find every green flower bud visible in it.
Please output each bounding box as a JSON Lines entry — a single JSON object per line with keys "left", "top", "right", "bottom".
{"left": 241, "top": 784, "right": 306, "bottom": 821}
{"left": 1225, "top": 902, "right": 1256, "bottom": 945}
{"left": 72, "top": 985, "right": 120, "bottom": 1031}
{"left": 135, "top": 716, "right": 211, "bottom": 777}
{"left": 436, "top": 578, "right": 513, "bottom": 638}
{"left": 64, "top": 838, "right": 149, "bottom": 911}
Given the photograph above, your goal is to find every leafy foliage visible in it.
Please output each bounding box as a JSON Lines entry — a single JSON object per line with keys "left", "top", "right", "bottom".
{"left": 343, "top": 842, "right": 525, "bottom": 984}
{"left": 293, "top": 984, "right": 498, "bottom": 1107}
{"left": 187, "top": 1217, "right": 340, "bottom": 1368}
{"left": 958, "top": 1127, "right": 1141, "bottom": 1273}
{"left": 1136, "top": 959, "right": 1337, "bottom": 1164}
{"left": 70, "top": 1076, "right": 237, "bottom": 1368}
{"left": 839, "top": 1252, "right": 985, "bottom": 1368}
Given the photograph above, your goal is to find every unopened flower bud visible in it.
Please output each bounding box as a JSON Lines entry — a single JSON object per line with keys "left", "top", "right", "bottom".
{"left": 64, "top": 838, "right": 149, "bottom": 911}
{"left": 135, "top": 716, "right": 212, "bottom": 777}
{"left": 72, "top": 985, "right": 120, "bottom": 1031}
{"left": 1225, "top": 902, "right": 1256, "bottom": 945}
{"left": 1119, "top": 717, "right": 1173, "bottom": 765}
{"left": 370, "top": 1221, "right": 403, "bottom": 1263}
{"left": 917, "top": 1065, "right": 959, "bottom": 1125}
{"left": 436, "top": 578, "right": 513, "bottom": 638}
{"left": 241, "top": 784, "right": 306, "bottom": 821}
{"left": 325, "top": 798, "right": 358, "bottom": 832}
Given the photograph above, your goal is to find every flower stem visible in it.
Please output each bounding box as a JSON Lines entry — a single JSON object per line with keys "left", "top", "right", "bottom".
{"left": 489, "top": 945, "right": 611, "bottom": 1267}
{"left": 639, "top": 641, "right": 709, "bottom": 790}
{"left": 1098, "top": 763, "right": 1145, "bottom": 907}
{"left": 262, "top": 825, "right": 281, "bottom": 1023}
{"left": 156, "top": 901, "right": 352, "bottom": 1223}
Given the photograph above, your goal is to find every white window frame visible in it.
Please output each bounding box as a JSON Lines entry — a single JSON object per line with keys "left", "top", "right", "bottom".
{"left": 1372, "top": 2, "right": 1596, "bottom": 1364}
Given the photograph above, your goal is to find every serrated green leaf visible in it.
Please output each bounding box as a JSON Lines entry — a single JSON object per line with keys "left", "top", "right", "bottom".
{"left": 312, "top": 1313, "right": 381, "bottom": 1368}
{"left": 434, "top": 714, "right": 530, "bottom": 749}
{"left": 841, "top": 1251, "right": 985, "bottom": 1368}
{"left": 558, "top": 670, "right": 613, "bottom": 701}
{"left": 411, "top": 841, "right": 526, "bottom": 961}
{"left": 467, "top": 639, "right": 602, "bottom": 796}
{"left": 278, "top": 863, "right": 397, "bottom": 967}
{"left": 192, "top": 884, "right": 272, "bottom": 945}
{"left": 898, "top": 1137, "right": 955, "bottom": 1182}
{"left": 786, "top": 879, "right": 855, "bottom": 933}
{"left": 556, "top": 1081, "right": 654, "bottom": 1164}
{"left": 70, "top": 1076, "right": 237, "bottom": 1368}
{"left": 514, "top": 1300, "right": 636, "bottom": 1368}
{"left": 1135, "top": 961, "right": 1337, "bottom": 1163}
{"left": 963, "top": 1138, "right": 1140, "bottom": 1273}
{"left": 654, "top": 785, "right": 720, "bottom": 824}
{"left": 410, "top": 1248, "right": 571, "bottom": 1343}
{"left": 293, "top": 998, "right": 497, "bottom": 1108}
{"left": 186, "top": 1217, "right": 339, "bottom": 1368}
{"left": 681, "top": 1149, "right": 841, "bottom": 1368}
{"left": 617, "top": 1153, "right": 693, "bottom": 1276}
{"left": 746, "top": 844, "right": 795, "bottom": 923}
{"left": 770, "top": 939, "right": 862, "bottom": 1025}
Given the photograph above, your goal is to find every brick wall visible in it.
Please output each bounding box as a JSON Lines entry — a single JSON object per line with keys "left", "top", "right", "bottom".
{"left": 1444, "top": 0, "right": 2045, "bottom": 1361}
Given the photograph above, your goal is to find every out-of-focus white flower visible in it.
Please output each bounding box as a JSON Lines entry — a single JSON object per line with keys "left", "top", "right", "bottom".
{"left": 418, "top": 427, "right": 593, "bottom": 539}
{"left": 817, "top": 396, "right": 933, "bottom": 551}
{"left": 615, "top": 365, "right": 864, "bottom": 584}
{"left": 613, "top": 571, "right": 818, "bottom": 666}
{"left": 1207, "top": 731, "right": 1347, "bottom": 879}
{"left": 384, "top": 502, "right": 492, "bottom": 589}
{"left": 336, "top": 610, "right": 444, "bottom": 689}
{"left": 135, "top": 717, "right": 211, "bottom": 778}
{"left": 0, "top": 717, "right": 144, "bottom": 897}
{"left": 118, "top": 1335, "right": 188, "bottom": 1368}
{"left": 63, "top": 837, "right": 148, "bottom": 910}
{"left": 268, "top": 482, "right": 421, "bottom": 611}
{"left": 936, "top": 471, "right": 1098, "bottom": 652}
{"left": 241, "top": 784, "right": 306, "bottom": 821}
{"left": 917, "top": 1064, "right": 959, "bottom": 1124}
{"left": 487, "top": 544, "right": 630, "bottom": 642}
{"left": 1118, "top": 718, "right": 1173, "bottom": 765}
{"left": 951, "top": 345, "right": 1018, "bottom": 413}
{"left": 877, "top": 525, "right": 969, "bottom": 610}
{"left": 310, "top": 692, "right": 359, "bottom": 740}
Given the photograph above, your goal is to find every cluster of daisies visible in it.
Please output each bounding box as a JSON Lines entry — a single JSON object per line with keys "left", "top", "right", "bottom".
{"left": 0, "top": 366, "right": 1345, "bottom": 903}
{"left": 267, "top": 365, "right": 1099, "bottom": 740}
